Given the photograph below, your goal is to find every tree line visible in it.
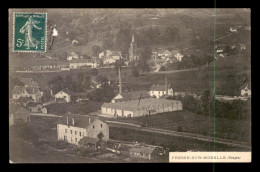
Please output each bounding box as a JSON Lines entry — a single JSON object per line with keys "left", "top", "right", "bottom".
{"left": 167, "top": 90, "right": 251, "bottom": 121}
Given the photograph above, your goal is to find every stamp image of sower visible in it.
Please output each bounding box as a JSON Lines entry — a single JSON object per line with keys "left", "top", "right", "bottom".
{"left": 13, "top": 12, "right": 47, "bottom": 53}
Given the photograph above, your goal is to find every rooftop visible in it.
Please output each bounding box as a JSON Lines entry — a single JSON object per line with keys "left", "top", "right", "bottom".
{"left": 15, "top": 97, "right": 34, "bottom": 103}
{"left": 26, "top": 102, "right": 42, "bottom": 107}
{"left": 150, "top": 84, "right": 171, "bottom": 91}
{"left": 12, "top": 86, "right": 24, "bottom": 94}
{"left": 9, "top": 104, "right": 30, "bottom": 114}
{"left": 114, "top": 91, "right": 151, "bottom": 102}
{"left": 57, "top": 114, "right": 105, "bottom": 128}
{"left": 70, "top": 59, "right": 100, "bottom": 64}
{"left": 103, "top": 98, "right": 182, "bottom": 111}
{"left": 26, "top": 87, "right": 40, "bottom": 94}
{"left": 129, "top": 146, "right": 156, "bottom": 154}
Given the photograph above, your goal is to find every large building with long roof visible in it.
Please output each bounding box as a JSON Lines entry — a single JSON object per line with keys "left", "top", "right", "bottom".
{"left": 101, "top": 98, "right": 182, "bottom": 117}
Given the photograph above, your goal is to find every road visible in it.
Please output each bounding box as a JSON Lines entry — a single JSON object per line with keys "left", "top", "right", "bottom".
{"left": 107, "top": 121, "right": 251, "bottom": 149}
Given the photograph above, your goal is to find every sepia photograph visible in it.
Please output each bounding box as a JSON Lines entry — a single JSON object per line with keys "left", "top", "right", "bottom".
{"left": 8, "top": 8, "right": 251, "bottom": 163}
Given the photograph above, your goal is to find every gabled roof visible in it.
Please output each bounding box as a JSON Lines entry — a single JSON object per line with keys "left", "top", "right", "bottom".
{"left": 12, "top": 86, "right": 25, "bottom": 94}
{"left": 16, "top": 97, "right": 34, "bottom": 103}
{"left": 103, "top": 98, "right": 181, "bottom": 111}
{"left": 26, "top": 102, "right": 42, "bottom": 108}
{"left": 150, "top": 84, "right": 171, "bottom": 91}
{"left": 26, "top": 87, "right": 40, "bottom": 94}
{"left": 129, "top": 146, "right": 156, "bottom": 154}
{"left": 54, "top": 89, "right": 73, "bottom": 96}
{"left": 240, "top": 82, "right": 251, "bottom": 90}
{"left": 70, "top": 59, "right": 100, "bottom": 64}
{"left": 57, "top": 114, "right": 106, "bottom": 128}
{"left": 9, "top": 104, "right": 30, "bottom": 114}
{"left": 20, "top": 78, "right": 39, "bottom": 87}
{"left": 157, "top": 49, "right": 171, "bottom": 55}
{"left": 78, "top": 137, "right": 100, "bottom": 145}
{"left": 114, "top": 91, "right": 150, "bottom": 102}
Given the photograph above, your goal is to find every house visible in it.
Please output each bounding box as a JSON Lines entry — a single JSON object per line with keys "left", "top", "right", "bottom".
{"left": 12, "top": 86, "right": 41, "bottom": 103}
{"left": 107, "top": 51, "right": 121, "bottom": 60}
{"left": 67, "top": 52, "right": 79, "bottom": 61}
{"left": 230, "top": 26, "right": 241, "bottom": 32}
{"left": 54, "top": 90, "right": 72, "bottom": 103}
{"left": 149, "top": 84, "right": 173, "bottom": 98}
{"left": 101, "top": 98, "right": 182, "bottom": 117}
{"left": 14, "top": 97, "right": 34, "bottom": 107}
{"left": 57, "top": 114, "right": 109, "bottom": 145}
{"left": 129, "top": 146, "right": 157, "bottom": 160}
{"left": 103, "top": 57, "right": 116, "bottom": 65}
{"left": 240, "top": 82, "right": 251, "bottom": 97}
{"left": 26, "top": 102, "right": 43, "bottom": 113}
{"left": 78, "top": 137, "right": 106, "bottom": 150}
{"left": 19, "top": 78, "right": 39, "bottom": 88}
{"left": 171, "top": 50, "right": 184, "bottom": 61}
{"left": 111, "top": 90, "right": 151, "bottom": 103}
{"left": 9, "top": 104, "right": 31, "bottom": 126}
{"left": 69, "top": 59, "right": 100, "bottom": 69}
{"left": 157, "top": 49, "right": 172, "bottom": 59}
{"left": 42, "top": 107, "right": 48, "bottom": 114}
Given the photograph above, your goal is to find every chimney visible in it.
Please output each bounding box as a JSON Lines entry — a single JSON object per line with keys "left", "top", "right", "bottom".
{"left": 72, "top": 117, "right": 75, "bottom": 126}
{"left": 165, "top": 75, "right": 168, "bottom": 96}
{"left": 89, "top": 118, "right": 91, "bottom": 124}
{"left": 118, "top": 67, "right": 122, "bottom": 94}
{"left": 66, "top": 116, "right": 69, "bottom": 125}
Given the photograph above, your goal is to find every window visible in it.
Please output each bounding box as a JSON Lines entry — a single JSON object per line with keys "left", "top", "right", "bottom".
{"left": 70, "top": 130, "right": 72, "bottom": 134}
{"left": 93, "top": 125, "right": 95, "bottom": 129}
{"left": 64, "top": 136, "right": 67, "bottom": 141}
{"left": 71, "top": 137, "right": 73, "bottom": 141}
{"left": 100, "top": 124, "right": 102, "bottom": 128}
{"left": 75, "top": 138, "right": 77, "bottom": 142}
{"left": 75, "top": 131, "right": 77, "bottom": 135}
{"left": 79, "top": 132, "right": 81, "bottom": 136}
{"left": 65, "top": 129, "right": 67, "bottom": 133}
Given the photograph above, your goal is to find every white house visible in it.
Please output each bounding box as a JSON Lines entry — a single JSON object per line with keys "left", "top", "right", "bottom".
{"left": 42, "top": 107, "right": 48, "bottom": 114}
{"left": 69, "top": 59, "right": 100, "bottom": 69}
{"left": 54, "top": 90, "right": 72, "bottom": 103}
{"left": 149, "top": 84, "right": 173, "bottom": 98}
{"left": 57, "top": 114, "right": 109, "bottom": 145}
{"left": 103, "top": 57, "right": 116, "bottom": 65}
{"left": 67, "top": 52, "right": 79, "bottom": 61}
{"left": 240, "top": 83, "right": 251, "bottom": 97}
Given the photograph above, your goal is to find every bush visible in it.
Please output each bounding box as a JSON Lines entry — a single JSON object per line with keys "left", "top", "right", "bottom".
{"left": 177, "top": 126, "right": 183, "bottom": 132}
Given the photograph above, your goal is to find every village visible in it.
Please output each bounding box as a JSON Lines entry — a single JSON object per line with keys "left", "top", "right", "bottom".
{"left": 9, "top": 9, "right": 251, "bottom": 163}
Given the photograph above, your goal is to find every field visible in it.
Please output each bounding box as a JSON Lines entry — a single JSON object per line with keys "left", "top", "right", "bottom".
{"left": 104, "top": 110, "right": 251, "bottom": 144}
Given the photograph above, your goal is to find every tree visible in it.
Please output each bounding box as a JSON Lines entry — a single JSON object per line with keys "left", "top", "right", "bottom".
{"left": 132, "top": 68, "right": 139, "bottom": 78}
{"left": 89, "top": 68, "right": 98, "bottom": 77}
{"left": 138, "top": 46, "right": 151, "bottom": 72}
{"left": 97, "top": 133, "right": 104, "bottom": 140}
{"left": 48, "top": 76, "right": 64, "bottom": 93}
{"left": 160, "top": 66, "right": 167, "bottom": 71}
{"left": 201, "top": 90, "right": 211, "bottom": 115}
{"left": 92, "top": 45, "right": 102, "bottom": 57}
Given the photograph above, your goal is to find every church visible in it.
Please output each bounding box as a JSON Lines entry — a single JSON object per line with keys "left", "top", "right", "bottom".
{"left": 128, "top": 35, "right": 140, "bottom": 62}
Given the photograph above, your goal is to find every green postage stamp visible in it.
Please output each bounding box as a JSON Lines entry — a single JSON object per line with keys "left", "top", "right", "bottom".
{"left": 13, "top": 12, "right": 47, "bottom": 53}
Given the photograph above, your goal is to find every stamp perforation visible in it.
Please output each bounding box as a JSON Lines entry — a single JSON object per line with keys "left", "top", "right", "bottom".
{"left": 12, "top": 11, "right": 47, "bottom": 53}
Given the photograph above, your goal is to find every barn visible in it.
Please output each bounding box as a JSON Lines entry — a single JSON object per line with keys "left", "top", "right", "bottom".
{"left": 101, "top": 98, "right": 182, "bottom": 118}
